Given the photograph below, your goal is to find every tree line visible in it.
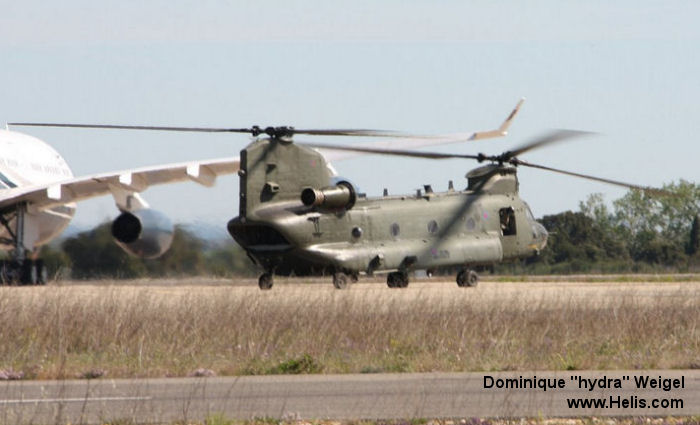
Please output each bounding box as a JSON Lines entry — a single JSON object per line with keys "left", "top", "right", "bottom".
{"left": 37, "top": 179, "right": 700, "bottom": 279}
{"left": 38, "top": 223, "right": 258, "bottom": 279}
{"left": 513, "top": 179, "right": 700, "bottom": 273}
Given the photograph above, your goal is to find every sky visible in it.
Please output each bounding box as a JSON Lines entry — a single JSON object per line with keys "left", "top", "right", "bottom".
{"left": 1, "top": 1, "right": 698, "bottom": 233}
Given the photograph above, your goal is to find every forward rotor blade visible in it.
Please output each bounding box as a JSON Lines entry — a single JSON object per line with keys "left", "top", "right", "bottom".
{"left": 7, "top": 122, "right": 436, "bottom": 139}
{"left": 512, "top": 159, "right": 672, "bottom": 196}
{"left": 505, "top": 129, "right": 594, "bottom": 159}
{"left": 303, "top": 142, "right": 482, "bottom": 160}
{"left": 292, "top": 129, "right": 425, "bottom": 138}
{"left": 7, "top": 122, "right": 254, "bottom": 133}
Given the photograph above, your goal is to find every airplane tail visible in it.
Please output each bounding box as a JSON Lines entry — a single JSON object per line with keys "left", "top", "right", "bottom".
{"left": 471, "top": 98, "right": 525, "bottom": 140}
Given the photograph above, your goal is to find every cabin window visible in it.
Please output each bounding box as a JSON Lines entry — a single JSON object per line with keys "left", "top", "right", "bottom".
{"left": 390, "top": 223, "right": 400, "bottom": 237}
{"left": 352, "top": 227, "right": 363, "bottom": 238}
{"left": 524, "top": 202, "right": 535, "bottom": 221}
{"left": 427, "top": 220, "right": 439, "bottom": 234}
{"left": 499, "top": 207, "right": 517, "bottom": 236}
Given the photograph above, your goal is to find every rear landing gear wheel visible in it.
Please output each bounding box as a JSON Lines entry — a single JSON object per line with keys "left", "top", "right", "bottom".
{"left": 333, "top": 272, "right": 349, "bottom": 289}
{"left": 258, "top": 273, "right": 273, "bottom": 290}
{"left": 387, "top": 271, "right": 409, "bottom": 288}
{"left": 456, "top": 269, "right": 478, "bottom": 287}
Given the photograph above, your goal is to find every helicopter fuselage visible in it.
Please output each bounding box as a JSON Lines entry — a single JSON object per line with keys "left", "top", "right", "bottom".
{"left": 227, "top": 137, "right": 548, "bottom": 280}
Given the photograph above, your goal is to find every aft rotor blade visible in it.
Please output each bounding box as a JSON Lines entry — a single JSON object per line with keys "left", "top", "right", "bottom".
{"left": 303, "top": 142, "right": 482, "bottom": 160}
{"left": 504, "top": 129, "right": 594, "bottom": 159}
{"left": 512, "top": 159, "right": 672, "bottom": 196}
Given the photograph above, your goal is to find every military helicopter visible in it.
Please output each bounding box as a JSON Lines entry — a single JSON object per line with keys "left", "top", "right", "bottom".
{"left": 226, "top": 127, "right": 664, "bottom": 290}
{"left": 10, "top": 110, "right": 665, "bottom": 290}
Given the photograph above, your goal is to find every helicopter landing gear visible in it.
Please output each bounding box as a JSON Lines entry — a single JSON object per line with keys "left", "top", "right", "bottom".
{"left": 387, "top": 271, "right": 409, "bottom": 288}
{"left": 332, "top": 272, "right": 350, "bottom": 289}
{"left": 456, "top": 269, "right": 478, "bottom": 288}
{"left": 258, "top": 272, "right": 273, "bottom": 290}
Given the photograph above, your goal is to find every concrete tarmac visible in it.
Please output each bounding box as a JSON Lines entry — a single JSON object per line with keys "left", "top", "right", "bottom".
{"left": 1, "top": 370, "right": 697, "bottom": 424}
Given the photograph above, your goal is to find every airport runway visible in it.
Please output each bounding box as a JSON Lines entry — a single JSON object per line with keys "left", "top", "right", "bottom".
{"left": 1, "top": 370, "right": 697, "bottom": 424}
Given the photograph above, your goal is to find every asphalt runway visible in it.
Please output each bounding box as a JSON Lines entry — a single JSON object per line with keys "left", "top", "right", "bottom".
{"left": 1, "top": 370, "right": 697, "bottom": 423}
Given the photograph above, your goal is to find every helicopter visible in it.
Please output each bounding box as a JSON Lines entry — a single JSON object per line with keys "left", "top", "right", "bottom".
{"left": 8, "top": 107, "right": 666, "bottom": 289}
{"left": 226, "top": 127, "right": 664, "bottom": 290}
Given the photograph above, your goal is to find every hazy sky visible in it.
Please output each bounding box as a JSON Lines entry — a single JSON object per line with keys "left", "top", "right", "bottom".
{"left": 1, "top": 1, "right": 698, "bottom": 231}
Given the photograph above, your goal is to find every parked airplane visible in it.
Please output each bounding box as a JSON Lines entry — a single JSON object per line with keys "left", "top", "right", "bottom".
{"left": 2, "top": 100, "right": 523, "bottom": 284}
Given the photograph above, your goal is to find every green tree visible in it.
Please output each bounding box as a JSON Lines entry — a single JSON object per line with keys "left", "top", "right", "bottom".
{"left": 143, "top": 225, "right": 206, "bottom": 276}
{"left": 204, "top": 241, "right": 257, "bottom": 277}
{"left": 532, "top": 210, "right": 629, "bottom": 272}
{"left": 612, "top": 180, "right": 699, "bottom": 265}
{"left": 62, "top": 222, "right": 146, "bottom": 279}
{"left": 38, "top": 244, "right": 71, "bottom": 279}
{"left": 688, "top": 214, "right": 700, "bottom": 256}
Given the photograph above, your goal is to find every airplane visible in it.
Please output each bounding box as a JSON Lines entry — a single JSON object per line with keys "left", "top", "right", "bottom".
{"left": 1, "top": 99, "right": 524, "bottom": 284}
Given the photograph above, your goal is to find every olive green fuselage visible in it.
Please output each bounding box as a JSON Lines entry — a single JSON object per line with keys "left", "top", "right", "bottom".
{"left": 227, "top": 138, "right": 548, "bottom": 276}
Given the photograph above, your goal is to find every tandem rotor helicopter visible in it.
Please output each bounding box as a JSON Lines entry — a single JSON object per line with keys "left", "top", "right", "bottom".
{"left": 7, "top": 100, "right": 666, "bottom": 289}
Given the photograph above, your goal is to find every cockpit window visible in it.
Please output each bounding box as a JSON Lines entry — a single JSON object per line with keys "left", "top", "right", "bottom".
{"left": 499, "top": 207, "right": 517, "bottom": 236}
{"left": 0, "top": 172, "right": 17, "bottom": 189}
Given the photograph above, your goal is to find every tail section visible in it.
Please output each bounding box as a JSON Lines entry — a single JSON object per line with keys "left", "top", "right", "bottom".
{"left": 471, "top": 97, "right": 525, "bottom": 140}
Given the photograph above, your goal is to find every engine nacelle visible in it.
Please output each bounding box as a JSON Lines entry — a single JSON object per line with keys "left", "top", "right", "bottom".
{"left": 111, "top": 209, "right": 174, "bottom": 259}
{"left": 301, "top": 181, "right": 356, "bottom": 211}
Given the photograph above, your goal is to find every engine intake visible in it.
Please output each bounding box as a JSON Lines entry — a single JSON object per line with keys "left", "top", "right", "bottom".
{"left": 301, "top": 181, "right": 356, "bottom": 210}
{"left": 112, "top": 209, "right": 174, "bottom": 259}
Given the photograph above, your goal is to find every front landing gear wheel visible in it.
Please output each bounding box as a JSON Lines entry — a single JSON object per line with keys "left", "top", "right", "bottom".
{"left": 333, "top": 272, "right": 349, "bottom": 289}
{"left": 456, "top": 269, "right": 479, "bottom": 287}
{"left": 387, "top": 271, "right": 409, "bottom": 288}
{"left": 258, "top": 273, "right": 273, "bottom": 290}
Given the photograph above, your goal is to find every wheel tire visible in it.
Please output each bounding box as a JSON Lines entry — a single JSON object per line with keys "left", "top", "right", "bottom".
{"left": 387, "top": 271, "right": 408, "bottom": 288}
{"left": 456, "top": 270, "right": 467, "bottom": 287}
{"left": 333, "top": 272, "right": 349, "bottom": 289}
{"left": 0, "top": 261, "right": 9, "bottom": 285}
{"left": 457, "top": 269, "right": 478, "bottom": 287}
{"left": 36, "top": 260, "right": 47, "bottom": 285}
{"left": 258, "top": 273, "right": 273, "bottom": 290}
{"left": 386, "top": 273, "right": 397, "bottom": 288}
{"left": 2, "top": 261, "right": 21, "bottom": 285}
{"left": 21, "top": 261, "right": 38, "bottom": 285}
{"left": 466, "top": 270, "right": 479, "bottom": 287}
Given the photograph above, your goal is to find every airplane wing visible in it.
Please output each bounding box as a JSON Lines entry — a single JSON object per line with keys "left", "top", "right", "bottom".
{"left": 0, "top": 156, "right": 240, "bottom": 213}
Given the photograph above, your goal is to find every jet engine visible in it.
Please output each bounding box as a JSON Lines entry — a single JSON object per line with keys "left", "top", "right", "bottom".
{"left": 301, "top": 180, "right": 356, "bottom": 211}
{"left": 111, "top": 209, "right": 174, "bottom": 259}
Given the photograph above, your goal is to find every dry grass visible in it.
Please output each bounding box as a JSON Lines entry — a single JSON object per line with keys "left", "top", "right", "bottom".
{"left": 0, "top": 279, "right": 697, "bottom": 379}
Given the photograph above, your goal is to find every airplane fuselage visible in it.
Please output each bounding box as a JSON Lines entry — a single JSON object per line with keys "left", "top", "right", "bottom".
{"left": 0, "top": 130, "right": 75, "bottom": 252}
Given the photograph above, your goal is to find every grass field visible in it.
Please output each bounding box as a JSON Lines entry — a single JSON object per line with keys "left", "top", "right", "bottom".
{"left": 0, "top": 278, "right": 698, "bottom": 380}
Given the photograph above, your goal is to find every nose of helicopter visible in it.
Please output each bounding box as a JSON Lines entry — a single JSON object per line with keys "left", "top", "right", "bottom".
{"left": 532, "top": 221, "right": 548, "bottom": 250}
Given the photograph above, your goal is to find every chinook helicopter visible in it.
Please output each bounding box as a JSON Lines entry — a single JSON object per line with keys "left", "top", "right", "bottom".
{"left": 9, "top": 105, "right": 665, "bottom": 289}
{"left": 227, "top": 127, "right": 661, "bottom": 290}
